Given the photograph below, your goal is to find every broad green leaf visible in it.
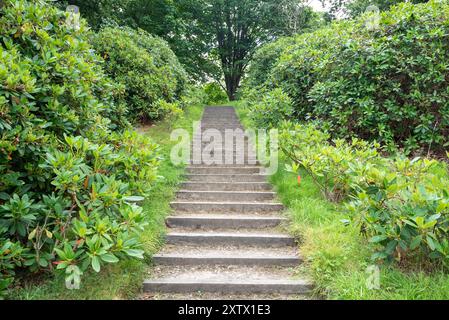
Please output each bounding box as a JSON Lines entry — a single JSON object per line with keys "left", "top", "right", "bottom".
{"left": 410, "top": 235, "right": 422, "bottom": 250}
{"left": 369, "top": 235, "right": 387, "bottom": 243}
{"left": 101, "top": 253, "right": 119, "bottom": 263}
{"left": 123, "top": 249, "right": 144, "bottom": 259}
{"left": 91, "top": 256, "right": 101, "bottom": 272}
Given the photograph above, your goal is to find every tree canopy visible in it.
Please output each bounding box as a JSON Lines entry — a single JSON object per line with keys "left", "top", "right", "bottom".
{"left": 321, "top": 0, "right": 428, "bottom": 18}
{"left": 60, "top": 0, "right": 324, "bottom": 99}
{"left": 58, "top": 0, "right": 431, "bottom": 97}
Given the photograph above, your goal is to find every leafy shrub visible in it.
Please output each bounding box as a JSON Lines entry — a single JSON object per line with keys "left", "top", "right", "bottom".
{"left": 280, "top": 121, "right": 380, "bottom": 201}
{"left": 279, "top": 121, "right": 449, "bottom": 269}
{"left": 248, "top": 0, "right": 449, "bottom": 152}
{"left": 92, "top": 26, "right": 188, "bottom": 123}
{"left": 0, "top": 0, "right": 115, "bottom": 200}
{"left": 258, "top": 21, "right": 354, "bottom": 119}
{"left": 180, "top": 85, "right": 208, "bottom": 108}
{"left": 246, "top": 37, "right": 295, "bottom": 88}
{"left": 247, "top": 89, "right": 293, "bottom": 129}
{"left": 37, "top": 134, "right": 156, "bottom": 283}
{"left": 0, "top": 238, "right": 25, "bottom": 298}
{"left": 203, "top": 83, "right": 228, "bottom": 105}
{"left": 347, "top": 157, "right": 449, "bottom": 267}
{"left": 0, "top": 0, "right": 159, "bottom": 296}
{"left": 308, "top": 1, "right": 449, "bottom": 152}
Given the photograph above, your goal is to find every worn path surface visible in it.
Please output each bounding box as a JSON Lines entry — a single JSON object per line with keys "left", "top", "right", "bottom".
{"left": 142, "top": 106, "right": 312, "bottom": 300}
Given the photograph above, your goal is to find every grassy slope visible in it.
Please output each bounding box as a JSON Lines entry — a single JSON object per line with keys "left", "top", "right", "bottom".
{"left": 231, "top": 101, "right": 449, "bottom": 300}
{"left": 9, "top": 104, "right": 204, "bottom": 300}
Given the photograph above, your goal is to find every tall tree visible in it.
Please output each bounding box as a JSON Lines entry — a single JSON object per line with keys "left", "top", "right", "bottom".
{"left": 126, "top": 0, "right": 319, "bottom": 99}
{"left": 59, "top": 0, "right": 324, "bottom": 97}
{"left": 205, "top": 0, "right": 290, "bottom": 100}
{"left": 125, "top": 0, "right": 219, "bottom": 81}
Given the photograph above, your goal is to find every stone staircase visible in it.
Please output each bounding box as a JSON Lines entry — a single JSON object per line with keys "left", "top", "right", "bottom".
{"left": 142, "top": 106, "right": 312, "bottom": 299}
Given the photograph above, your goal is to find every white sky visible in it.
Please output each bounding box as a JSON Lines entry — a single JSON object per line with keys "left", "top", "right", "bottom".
{"left": 307, "top": 0, "right": 331, "bottom": 12}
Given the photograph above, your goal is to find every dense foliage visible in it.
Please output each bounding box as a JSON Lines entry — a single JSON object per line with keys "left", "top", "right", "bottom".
{"left": 206, "top": 0, "right": 317, "bottom": 100}
{"left": 4, "top": 0, "right": 449, "bottom": 300}
{"left": 240, "top": 0, "right": 449, "bottom": 274}
{"left": 245, "top": 37, "right": 295, "bottom": 88}
{"left": 92, "top": 27, "right": 188, "bottom": 123}
{"left": 0, "top": 0, "right": 160, "bottom": 296}
{"left": 246, "top": 1, "right": 449, "bottom": 153}
{"left": 203, "top": 83, "right": 228, "bottom": 105}
{"left": 65, "top": 0, "right": 326, "bottom": 98}
{"left": 55, "top": 0, "right": 131, "bottom": 30}
{"left": 244, "top": 88, "right": 293, "bottom": 129}
{"left": 247, "top": 21, "right": 354, "bottom": 120}
{"left": 323, "top": 0, "right": 428, "bottom": 19}
{"left": 279, "top": 121, "right": 449, "bottom": 270}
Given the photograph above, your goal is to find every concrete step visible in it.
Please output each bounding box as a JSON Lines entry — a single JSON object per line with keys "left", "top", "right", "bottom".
{"left": 185, "top": 174, "right": 268, "bottom": 183}
{"left": 192, "top": 135, "right": 250, "bottom": 139}
{"left": 189, "top": 162, "right": 260, "bottom": 167}
{"left": 189, "top": 164, "right": 261, "bottom": 168}
{"left": 199, "top": 125, "right": 245, "bottom": 128}
{"left": 188, "top": 163, "right": 261, "bottom": 167}
{"left": 141, "top": 292, "right": 309, "bottom": 300}
{"left": 176, "top": 191, "right": 275, "bottom": 202}
{"left": 165, "top": 232, "right": 295, "bottom": 246}
{"left": 186, "top": 167, "right": 263, "bottom": 175}
{"left": 158, "top": 244, "right": 298, "bottom": 255}
{"left": 192, "top": 139, "right": 251, "bottom": 144}
{"left": 191, "top": 149, "right": 256, "bottom": 154}
{"left": 190, "top": 152, "right": 257, "bottom": 159}
{"left": 189, "top": 159, "right": 260, "bottom": 165}
{"left": 176, "top": 190, "right": 275, "bottom": 202}
{"left": 199, "top": 119, "right": 241, "bottom": 121}
{"left": 180, "top": 182, "right": 272, "bottom": 191}
{"left": 196, "top": 130, "right": 246, "bottom": 134}
{"left": 192, "top": 147, "right": 254, "bottom": 152}
{"left": 197, "top": 119, "right": 242, "bottom": 121}
{"left": 190, "top": 156, "right": 258, "bottom": 162}
{"left": 192, "top": 148, "right": 255, "bottom": 152}
{"left": 153, "top": 254, "right": 302, "bottom": 266}
{"left": 143, "top": 106, "right": 314, "bottom": 298}
{"left": 192, "top": 143, "right": 254, "bottom": 148}
{"left": 192, "top": 139, "right": 253, "bottom": 144}
{"left": 194, "top": 124, "right": 245, "bottom": 126}
{"left": 143, "top": 279, "right": 312, "bottom": 294}
{"left": 170, "top": 201, "right": 284, "bottom": 213}
{"left": 190, "top": 154, "right": 258, "bottom": 159}
{"left": 166, "top": 214, "right": 286, "bottom": 229}
{"left": 144, "top": 264, "right": 311, "bottom": 295}
{"left": 193, "top": 132, "right": 250, "bottom": 136}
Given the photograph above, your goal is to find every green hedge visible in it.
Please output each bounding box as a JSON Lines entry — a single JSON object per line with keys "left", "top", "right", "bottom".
{"left": 245, "top": 37, "right": 295, "bottom": 88}
{"left": 0, "top": 0, "right": 159, "bottom": 296}
{"left": 203, "top": 83, "right": 228, "bottom": 105}
{"left": 247, "top": 1, "right": 449, "bottom": 153}
{"left": 280, "top": 121, "right": 449, "bottom": 271}
{"left": 92, "top": 27, "right": 188, "bottom": 123}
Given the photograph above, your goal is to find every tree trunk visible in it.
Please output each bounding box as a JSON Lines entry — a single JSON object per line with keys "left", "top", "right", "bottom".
{"left": 224, "top": 72, "right": 241, "bottom": 101}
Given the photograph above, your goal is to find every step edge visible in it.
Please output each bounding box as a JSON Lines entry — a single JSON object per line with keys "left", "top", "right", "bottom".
{"left": 170, "top": 201, "right": 283, "bottom": 204}
{"left": 166, "top": 233, "right": 294, "bottom": 239}
{"left": 143, "top": 279, "right": 313, "bottom": 286}
{"left": 176, "top": 190, "right": 276, "bottom": 194}
{"left": 153, "top": 254, "right": 301, "bottom": 260}
{"left": 166, "top": 216, "right": 287, "bottom": 220}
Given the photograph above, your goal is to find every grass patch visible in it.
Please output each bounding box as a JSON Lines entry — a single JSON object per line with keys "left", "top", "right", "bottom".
{"left": 233, "top": 100, "right": 449, "bottom": 300}
{"left": 8, "top": 105, "right": 204, "bottom": 300}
